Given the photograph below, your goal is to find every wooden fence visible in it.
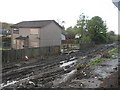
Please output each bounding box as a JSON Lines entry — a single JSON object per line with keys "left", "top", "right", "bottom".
{"left": 2, "top": 46, "right": 60, "bottom": 63}
{"left": 79, "top": 42, "right": 95, "bottom": 50}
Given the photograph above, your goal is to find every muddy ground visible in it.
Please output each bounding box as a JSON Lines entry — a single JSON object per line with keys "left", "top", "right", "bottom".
{"left": 0, "top": 43, "right": 119, "bottom": 89}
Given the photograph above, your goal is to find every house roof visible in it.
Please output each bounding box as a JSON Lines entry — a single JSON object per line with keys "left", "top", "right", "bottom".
{"left": 11, "top": 20, "right": 64, "bottom": 29}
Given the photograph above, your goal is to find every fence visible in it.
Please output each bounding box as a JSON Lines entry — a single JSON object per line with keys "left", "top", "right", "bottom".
{"left": 79, "top": 42, "right": 95, "bottom": 50}
{"left": 2, "top": 46, "right": 60, "bottom": 63}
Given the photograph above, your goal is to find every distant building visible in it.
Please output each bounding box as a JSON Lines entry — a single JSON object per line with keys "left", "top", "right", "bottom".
{"left": 11, "top": 20, "right": 64, "bottom": 49}
{"left": 61, "top": 34, "right": 66, "bottom": 40}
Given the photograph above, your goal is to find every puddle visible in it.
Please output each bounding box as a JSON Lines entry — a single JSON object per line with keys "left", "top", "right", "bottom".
{"left": 61, "top": 49, "right": 64, "bottom": 53}
{"left": 72, "top": 50, "right": 79, "bottom": 53}
{"left": 60, "top": 61, "right": 66, "bottom": 64}
{"left": 0, "top": 77, "right": 30, "bottom": 89}
{"left": 0, "top": 81, "right": 18, "bottom": 89}
{"left": 81, "top": 56, "right": 87, "bottom": 59}
{"left": 69, "top": 57, "right": 77, "bottom": 60}
{"left": 60, "top": 60, "right": 77, "bottom": 68}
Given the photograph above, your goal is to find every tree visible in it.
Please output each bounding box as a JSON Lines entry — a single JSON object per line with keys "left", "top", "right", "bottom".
{"left": 87, "top": 16, "right": 107, "bottom": 44}
{"left": 65, "top": 15, "right": 108, "bottom": 44}
{"left": 107, "top": 31, "right": 115, "bottom": 36}
{"left": 65, "top": 26, "right": 79, "bottom": 35}
{"left": 76, "top": 13, "right": 88, "bottom": 36}
{"left": 2, "top": 22, "right": 13, "bottom": 30}
{"left": 76, "top": 13, "right": 91, "bottom": 43}
{"left": 106, "top": 31, "right": 117, "bottom": 43}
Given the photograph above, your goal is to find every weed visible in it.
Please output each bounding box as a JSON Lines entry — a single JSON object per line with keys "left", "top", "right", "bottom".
{"left": 77, "top": 64, "right": 86, "bottom": 70}
{"left": 101, "top": 51, "right": 112, "bottom": 58}
{"left": 109, "top": 48, "right": 120, "bottom": 53}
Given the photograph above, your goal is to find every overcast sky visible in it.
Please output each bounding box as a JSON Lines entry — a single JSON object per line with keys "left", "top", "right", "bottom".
{"left": 0, "top": 0, "right": 118, "bottom": 34}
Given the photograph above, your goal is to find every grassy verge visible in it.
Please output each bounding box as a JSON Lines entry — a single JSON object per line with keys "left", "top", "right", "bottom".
{"left": 77, "top": 49, "right": 117, "bottom": 70}
{"left": 109, "top": 48, "right": 120, "bottom": 53}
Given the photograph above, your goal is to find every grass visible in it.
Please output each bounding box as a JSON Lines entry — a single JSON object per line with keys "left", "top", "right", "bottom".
{"left": 62, "top": 44, "right": 79, "bottom": 47}
{"left": 61, "top": 44, "right": 79, "bottom": 49}
{"left": 109, "top": 48, "right": 120, "bottom": 53}
{"left": 88, "top": 58, "right": 106, "bottom": 66}
{"left": 77, "top": 50, "right": 114, "bottom": 70}
{"left": 88, "top": 50, "right": 115, "bottom": 67}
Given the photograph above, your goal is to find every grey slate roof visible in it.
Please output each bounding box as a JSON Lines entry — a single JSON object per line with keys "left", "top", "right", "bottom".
{"left": 11, "top": 20, "right": 63, "bottom": 29}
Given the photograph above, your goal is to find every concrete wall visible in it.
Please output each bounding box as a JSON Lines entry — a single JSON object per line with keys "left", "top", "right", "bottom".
{"left": 40, "top": 21, "right": 62, "bottom": 47}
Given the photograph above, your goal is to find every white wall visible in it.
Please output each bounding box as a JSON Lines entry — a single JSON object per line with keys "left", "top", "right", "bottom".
{"left": 61, "top": 34, "right": 66, "bottom": 40}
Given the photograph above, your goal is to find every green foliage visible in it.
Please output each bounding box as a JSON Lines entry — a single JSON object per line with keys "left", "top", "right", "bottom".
{"left": 87, "top": 16, "right": 107, "bottom": 44}
{"left": 2, "top": 22, "right": 13, "bottom": 30}
{"left": 65, "top": 26, "right": 79, "bottom": 34}
{"left": 89, "top": 58, "right": 102, "bottom": 66}
{"left": 106, "top": 31, "right": 117, "bottom": 43}
{"left": 109, "top": 48, "right": 120, "bottom": 53}
{"left": 76, "top": 13, "right": 88, "bottom": 35}
{"left": 80, "top": 35, "right": 91, "bottom": 43}
{"left": 65, "top": 14, "right": 115, "bottom": 45}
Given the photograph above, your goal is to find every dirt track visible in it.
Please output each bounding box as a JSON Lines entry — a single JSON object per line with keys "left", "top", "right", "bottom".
{"left": 0, "top": 43, "right": 119, "bottom": 89}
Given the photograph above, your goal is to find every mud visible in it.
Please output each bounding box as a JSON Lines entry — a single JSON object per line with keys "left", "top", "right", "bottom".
{"left": 1, "top": 43, "right": 119, "bottom": 89}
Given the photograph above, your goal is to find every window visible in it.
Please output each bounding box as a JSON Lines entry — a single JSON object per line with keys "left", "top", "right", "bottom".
{"left": 13, "top": 28, "right": 19, "bottom": 34}
{"left": 30, "top": 29, "right": 39, "bottom": 34}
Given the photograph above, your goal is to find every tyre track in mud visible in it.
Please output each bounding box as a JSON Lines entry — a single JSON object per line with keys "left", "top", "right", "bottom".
{"left": 1, "top": 43, "right": 116, "bottom": 88}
